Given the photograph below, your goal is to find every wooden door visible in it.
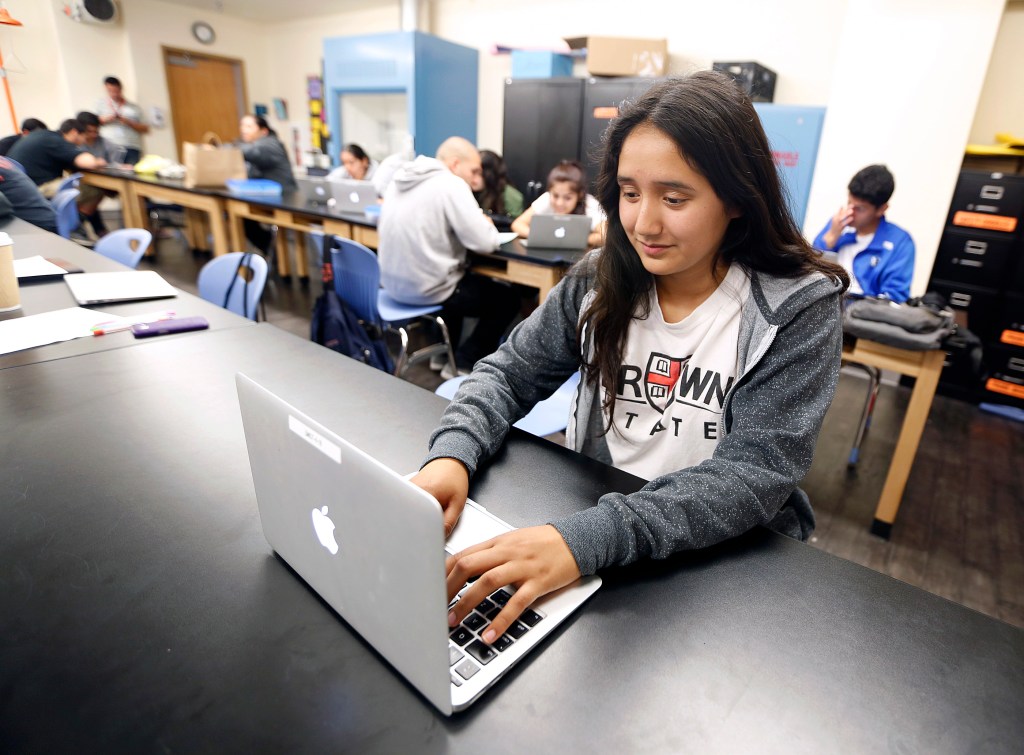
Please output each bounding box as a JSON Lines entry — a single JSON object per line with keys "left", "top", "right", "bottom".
{"left": 163, "top": 47, "right": 248, "bottom": 159}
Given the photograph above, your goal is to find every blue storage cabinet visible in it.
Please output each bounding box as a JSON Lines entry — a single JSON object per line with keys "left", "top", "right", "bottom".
{"left": 752, "top": 104, "right": 826, "bottom": 227}
{"left": 323, "top": 31, "right": 478, "bottom": 161}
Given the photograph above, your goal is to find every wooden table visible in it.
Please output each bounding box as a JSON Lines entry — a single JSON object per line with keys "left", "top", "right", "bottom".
{"left": 477, "top": 237, "right": 587, "bottom": 303}
{"left": 842, "top": 338, "right": 947, "bottom": 537}
{"left": 80, "top": 169, "right": 232, "bottom": 258}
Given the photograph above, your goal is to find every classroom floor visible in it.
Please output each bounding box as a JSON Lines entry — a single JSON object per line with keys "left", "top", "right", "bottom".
{"left": 138, "top": 230, "right": 1024, "bottom": 630}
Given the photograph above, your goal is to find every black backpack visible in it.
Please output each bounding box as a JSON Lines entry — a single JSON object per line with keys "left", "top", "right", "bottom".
{"left": 311, "top": 246, "right": 394, "bottom": 373}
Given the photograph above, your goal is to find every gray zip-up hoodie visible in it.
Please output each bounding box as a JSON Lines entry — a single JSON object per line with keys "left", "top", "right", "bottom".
{"left": 378, "top": 156, "right": 499, "bottom": 306}
{"left": 424, "top": 253, "right": 845, "bottom": 575}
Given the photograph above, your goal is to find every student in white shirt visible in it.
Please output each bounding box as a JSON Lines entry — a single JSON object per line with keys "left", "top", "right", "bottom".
{"left": 325, "top": 143, "right": 378, "bottom": 184}
{"left": 411, "top": 72, "right": 850, "bottom": 644}
{"left": 511, "top": 160, "right": 606, "bottom": 248}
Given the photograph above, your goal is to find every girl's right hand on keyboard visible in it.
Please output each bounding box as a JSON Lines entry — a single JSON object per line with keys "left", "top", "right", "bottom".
{"left": 412, "top": 458, "right": 470, "bottom": 537}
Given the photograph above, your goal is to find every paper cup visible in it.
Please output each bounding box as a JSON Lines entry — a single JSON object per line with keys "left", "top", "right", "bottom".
{"left": 0, "top": 231, "right": 20, "bottom": 312}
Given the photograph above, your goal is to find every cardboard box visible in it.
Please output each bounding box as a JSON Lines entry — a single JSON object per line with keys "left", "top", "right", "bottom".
{"left": 511, "top": 50, "right": 574, "bottom": 79}
{"left": 564, "top": 36, "right": 667, "bottom": 77}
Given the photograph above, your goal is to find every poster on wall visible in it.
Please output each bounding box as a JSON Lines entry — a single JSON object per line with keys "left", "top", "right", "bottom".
{"left": 307, "top": 74, "right": 329, "bottom": 155}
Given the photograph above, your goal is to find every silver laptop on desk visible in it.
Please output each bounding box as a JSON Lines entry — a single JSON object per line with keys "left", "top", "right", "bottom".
{"left": 328, "top": 179, "right": 379, "bottom": 213}
{"left": 235, "top": 373, "right": 600, "bottom": 715}
{"left": 296, "top": 176, "right": 333, "bottom": 205}
{"left": 527, "top": 214, "right": 591, "bottom": 250}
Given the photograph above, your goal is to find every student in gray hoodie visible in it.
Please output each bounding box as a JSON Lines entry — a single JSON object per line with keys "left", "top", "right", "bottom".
{"left": 378, "top": 137, "right": 521, "bottom": 374}
{"left": 412, "top": 72, "right": 851, "bottom": 645}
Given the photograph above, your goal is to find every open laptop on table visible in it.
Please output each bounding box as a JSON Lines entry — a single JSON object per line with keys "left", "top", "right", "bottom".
{"left": 527, "top": 214, "right": 592, "bottom": 250}
{"left": 235, "top": 374, "right": 600, "bottom": 715}
{"left": 328, "top": 179, "right": 379, "bottom": 213}
{"left": 296, "top": 176, "right": 334, "bottom": 205}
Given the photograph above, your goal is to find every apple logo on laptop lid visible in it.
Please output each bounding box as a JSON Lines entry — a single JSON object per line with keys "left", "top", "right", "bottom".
{"left": 554, "top": 226, "right": 566, "bottom": 239}
{"left": 349, "top": 191, "right": 359, "bottom": 203}
{"left": 312, "top": 506, "right": 339, "bottom": 555}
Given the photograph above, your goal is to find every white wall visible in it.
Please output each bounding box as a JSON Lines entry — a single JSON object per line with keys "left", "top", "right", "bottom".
{"left": 802, "top": 0, "right": 1005, "bottom": 297}
{"left": 0, "top": 1, "right": 73, "bottom": 132}
{"left": 969, "top": 0, "right": 1024, "bottom": 145}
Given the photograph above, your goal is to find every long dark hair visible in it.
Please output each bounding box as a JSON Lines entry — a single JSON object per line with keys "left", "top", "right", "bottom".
{"left": 249, "top": 114, "right": 277, "bottom": 137}
{"left": 477, "top": 149, "right": 510, "bottom": 214}
{"left": 580, "top": 71, "right": 849, "bottom": 418}
{"left": 547, "top": 160, "right": 587, "bottom": 215}
{"left": 342, "top": 142, "right": 369, "bottom": 162}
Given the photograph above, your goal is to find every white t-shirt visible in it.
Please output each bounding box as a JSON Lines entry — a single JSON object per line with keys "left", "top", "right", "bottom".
{"left": 96, "top": 98, "right": 145, "bottom": 151}
{"left": 836, "top": 232, "right": 873, "bottom": 295}
{"left": 604, "top": 265, "right": 750, "bottom": 480}
{"left": 530, "top": 191, "right": 605, "bottom": 230}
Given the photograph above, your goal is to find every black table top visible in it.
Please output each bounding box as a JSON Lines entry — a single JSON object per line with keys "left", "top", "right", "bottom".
{"left": 494, "top": 236, "right": 588, "bottom": 268}
{"left": 0, "top": 219, "right": 253, "bottom": 370}
{"left": 1, "top": 323, "right": 1021, "bottom": 752}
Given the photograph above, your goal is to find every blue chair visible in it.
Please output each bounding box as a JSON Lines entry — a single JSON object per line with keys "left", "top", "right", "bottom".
{"left": 54, "top": 172, "right": 83, "bottom": 194}
{"left": 4, "top": 156, "right": 25, "bottom": 173}
{"left": 435, "top": 371, "right": 581, "bottom": 438}
{"left": 52, "top": 188, "right": 81, "bottom": 239}
{"left": 198, "top": 252, "right": 268, "bottom": 321}
{"left": 328, "top": 236, "right": 456, "bottom": 377}
{"left": 92, "top": 228, "right": 153, "bottom": 269}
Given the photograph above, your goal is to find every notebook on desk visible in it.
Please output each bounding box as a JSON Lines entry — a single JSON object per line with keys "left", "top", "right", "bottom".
{"left": 64, "top": 271, "right": 177, "bottom": 305}
{"left": 527, "top": 214, "right": 591, "bottom": 250}
{"left": 235, "top": 373, "right": 601, "bottom": 715}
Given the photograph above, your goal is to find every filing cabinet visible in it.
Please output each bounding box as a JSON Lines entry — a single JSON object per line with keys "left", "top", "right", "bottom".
{"left": 928, "top": 171, "right": 1024, "bottom": 403}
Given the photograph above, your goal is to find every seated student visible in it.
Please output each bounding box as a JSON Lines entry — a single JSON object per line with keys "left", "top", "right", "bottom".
{"left": 325, "top": 143, "right": 378, "bottom": 183}
{"left": 475, "top": 149, "right": 524, "bottom": 222}
{"left": 7, "top": 118, "right": 106, "bottom": 197}
{"left": 0, "top": 156, "right": 58, "bottom": 234}
{"left": 76, "top": 111, "right": 119, "bottom": 237}
{"left": 812, "top": 164, "right": 914, "bottom": 302}
{"left": 238, "top": 114, "right": 297, "bottom": 253}
{"left": 411, "top": 72, "right": 849, "bottom": 643}
{"left": 0, "top": 118, "right": 47, "bottom": 156}
{"left": 511, "top": 159, "right": 606, "bottom": 248}
{"left": 377, "top": 136, "right": 521, "bottom": 377}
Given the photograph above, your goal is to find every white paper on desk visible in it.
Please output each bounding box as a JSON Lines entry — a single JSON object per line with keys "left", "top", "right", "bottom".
{"left": 496, "top": 231, "right": 518, "bottom": 246}
{"left": 13, "top": 256, "right": 68, "bottom": 279}
{"left": 0, "top": 307, "right": 120, "bottom": 355}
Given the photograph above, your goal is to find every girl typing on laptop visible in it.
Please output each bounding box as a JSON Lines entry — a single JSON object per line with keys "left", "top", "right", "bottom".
{"left": 414, "top": 72, "right": 849, "bottom": 645}
{"left": 510, "top": 160, "right": 607, "bottom": 249}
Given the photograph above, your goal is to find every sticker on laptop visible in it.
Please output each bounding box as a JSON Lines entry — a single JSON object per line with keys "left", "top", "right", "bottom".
{"left": 289, "top": 415, "right": 341, "bottom": 463}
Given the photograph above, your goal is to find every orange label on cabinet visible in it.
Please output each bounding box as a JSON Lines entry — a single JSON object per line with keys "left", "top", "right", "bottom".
{"left": 592, "top": 106, "right": 619, "bottom": 119}
{"left": 1002, "top": 330, "right": 1024, "bottom": 347}
{"left": 986, "top": 377, "right": 1024, "bottom": 399}
{"left": 952, "top": 211, "right": 1018, "bottom": 233}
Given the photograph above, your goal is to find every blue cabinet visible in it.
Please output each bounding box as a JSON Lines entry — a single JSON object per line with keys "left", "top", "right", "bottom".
{"left": 322, "top": 31, "right": 478, "bottom": 161}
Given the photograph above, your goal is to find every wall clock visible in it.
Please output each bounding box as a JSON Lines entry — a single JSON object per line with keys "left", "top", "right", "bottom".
{"left": 191, "top": 21, "right": 216, "bottom": 45}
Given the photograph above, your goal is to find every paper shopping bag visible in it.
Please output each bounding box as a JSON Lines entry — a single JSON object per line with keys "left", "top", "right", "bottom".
{"left": 183, "top": 132, "right": 247, "bottom": 188}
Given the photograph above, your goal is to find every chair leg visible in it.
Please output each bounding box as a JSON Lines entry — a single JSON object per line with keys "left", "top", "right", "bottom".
{"left": 434, "top": 315, "right": 458, "bottom": 376}
{"left": 393, "top": 326, "right": 411, "bottom": 377}
{"left": 848, "top": 363, "right": 881, "bottom": 466}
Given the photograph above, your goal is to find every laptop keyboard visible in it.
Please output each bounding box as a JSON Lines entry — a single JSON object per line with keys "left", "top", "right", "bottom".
{"left": 448, "top": 583, "right": 545, "bottom": 688}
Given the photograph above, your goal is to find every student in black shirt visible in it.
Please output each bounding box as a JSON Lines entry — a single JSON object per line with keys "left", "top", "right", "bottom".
{"left": 7, "top": 118, "right": 106, "bottom": 195}
{"left": 0, "top": 118, "right": 47, "bottom": 157}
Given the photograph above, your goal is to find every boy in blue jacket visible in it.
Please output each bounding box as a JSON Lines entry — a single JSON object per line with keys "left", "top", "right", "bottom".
{"left": 813, "top": 164, "right": 914, "bottom": 302}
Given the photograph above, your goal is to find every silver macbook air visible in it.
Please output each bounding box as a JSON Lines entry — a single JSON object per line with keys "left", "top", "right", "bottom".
{"left": 527, "top": 214, "right": 592, "bottom": 250}
{"left": 64, "top": 270, "right": 177, "bottom": 305}
{"left": 235, "top": 373, "right": 600, "bottom": 715}
{"left": 296, "top": 176, "right": 334, "bottom": 205}
{"left": 328, "top": 179, "right": 379, "bottom": 213}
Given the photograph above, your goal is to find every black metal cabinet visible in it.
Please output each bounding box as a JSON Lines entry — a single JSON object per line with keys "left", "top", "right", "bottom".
{"left": 502, "top": 77, "right": 658, "bottom": 201}
{"left": 501, "top": 78, "right": 585, "bottom": 204}
{"left": 928, "top": 170, "right": 1024, "bottom": 406}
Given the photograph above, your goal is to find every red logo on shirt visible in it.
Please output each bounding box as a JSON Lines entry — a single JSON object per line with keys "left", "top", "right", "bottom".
{"left": 644, "top": 353, "right": 688, "bottom": 413}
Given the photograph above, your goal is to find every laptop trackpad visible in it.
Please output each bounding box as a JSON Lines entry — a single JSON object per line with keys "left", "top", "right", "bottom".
{"left": 446, "top": 499, "right": 513, "bottom": 554}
